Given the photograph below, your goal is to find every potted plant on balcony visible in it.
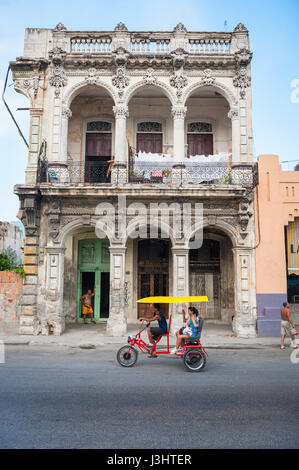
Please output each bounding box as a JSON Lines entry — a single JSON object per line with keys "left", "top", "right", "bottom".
{"left": 162, "top": 168, "right": 171, "bottom": 184}
{"left": 129, "top": 169, "right": 144, "bottom": 183}
{"left": 223, "top": 172, "right": 232, "bottom": 184}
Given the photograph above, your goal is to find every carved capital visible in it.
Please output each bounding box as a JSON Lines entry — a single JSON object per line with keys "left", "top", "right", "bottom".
{"left": 113, "top": 105, "right": 129, "bottom": 118}
{"left": 171, "top": 106, "right": 187, "bottom": 119}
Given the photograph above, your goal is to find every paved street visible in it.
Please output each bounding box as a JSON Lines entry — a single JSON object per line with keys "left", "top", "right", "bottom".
{"left": 0, "top": 345, "right": 299, "bottom": 449}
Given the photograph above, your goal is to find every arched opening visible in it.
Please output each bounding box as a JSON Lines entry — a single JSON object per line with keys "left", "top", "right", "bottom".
{"left": 137, "top": 238, "right": 170, "bottom": 319}
{"left": 189, "top": 227, "right": 234, "bottom": 323}
{"left": 127, "top": 85, "right": 173, "bottom": 182}
{"left": 63, "top": 226, "right": 110, "bottom": 325}
{"left": 185, "top": 86, "right": 232, "bottom": 159}
{"left": 67, "top": 85, "right": 115, "bottom": 183}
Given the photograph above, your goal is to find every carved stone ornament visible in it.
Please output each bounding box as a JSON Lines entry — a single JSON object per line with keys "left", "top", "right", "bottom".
{"left": 143, "top": 68, "right": 157, "bottom": 85}
{"left": 62, "top": 107, "right": 72, "bottom": 119}
{"left": 234, "top": 23, "right": 248, "bottom": 32}
{"left": 48, "top": 47, "right": 66, "bottom": 65}
{"left": 113, "top": 105, "right": 129, "bottom": 118}
{"left": 114, "top": 22, "right": 128, "bottom": 31}
{"left": 227, "top": 108, "right": 239, "bottom": 120}
{"left": 54, "top": 22, "right": 67, "bottom": 31}
{"left": 171, "top": 106, "right": 187, "bottom": 119}
{"left": 233, "top": 66, "right": 251, "bottom": 98}
{"left": 14, "top": 75, "right": 41, "bottom": 99}
{"left": 171, "top": 48, "right": 188, "bottom": 68}
{"left": 85, "top": 68, "right": 99, "bottom": 85}
{"left": 235, "top": 48, "right": 253, "bottom": 66}
{"left": 49, "top": 65, "right": 67, "bottom": 97}
{"left": 112, "top": 65, "right": 130, "bottom": 95}
{"left": 200, "top": 69, "right": 215, "bottom": 86}
{"left": 170, "top": 69, "right": 188, "bottom": 98}
{"left": 113, "top": 47, "right": 129, "bottom": 66}
{"left": 173, "top": 22, "right": 187, "bottom": 33}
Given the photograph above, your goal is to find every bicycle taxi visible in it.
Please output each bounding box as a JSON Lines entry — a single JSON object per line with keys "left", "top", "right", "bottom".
{"left": 116, "top": 296, "right": 208, "bottom": 372}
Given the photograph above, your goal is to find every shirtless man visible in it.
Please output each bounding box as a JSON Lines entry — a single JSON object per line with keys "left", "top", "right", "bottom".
{"left": 80, "top": 289, "right": 96, "bottom": 324}
{"left": 280, "top": 302, "right": 298, "bottom": 349}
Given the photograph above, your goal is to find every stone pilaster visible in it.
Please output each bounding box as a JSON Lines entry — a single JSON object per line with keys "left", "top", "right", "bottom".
{"left": 171, "top": 247, "right": 189, "bottom": 332}
{"left": 232, "top": 246, "right": 257, "bottom": 338}
{"left": 43, "top": 247, "right": 66, "bottom": 335}
{"left": 106, "top": 245, "right": 127, "bottom": 336}
{"left": 19, "top": 236, "right": 40, "bottom": 335}
{"left": 228, "top": 107, "right": 240, "bottom": 163}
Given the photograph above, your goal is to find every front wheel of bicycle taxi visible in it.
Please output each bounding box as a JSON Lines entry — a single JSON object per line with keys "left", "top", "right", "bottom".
{"left": 117, "top": 345, "right": 138, "bottom": 367}
{"left": 183, "top": 348, "right": 206, "bottom": 372}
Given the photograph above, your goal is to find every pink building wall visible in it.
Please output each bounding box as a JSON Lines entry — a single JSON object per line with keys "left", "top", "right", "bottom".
{"left": 255, "top": 154, "right": 299, "bottom": 335}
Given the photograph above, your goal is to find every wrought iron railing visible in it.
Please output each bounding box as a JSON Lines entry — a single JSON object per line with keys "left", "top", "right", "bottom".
{"left": 68, "top": 161, "right": 111, "bottom": 183}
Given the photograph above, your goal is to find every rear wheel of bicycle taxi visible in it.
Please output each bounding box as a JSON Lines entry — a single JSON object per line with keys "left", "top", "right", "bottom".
{"left": 183, "top": 348, "right": 206, "bottom": 372}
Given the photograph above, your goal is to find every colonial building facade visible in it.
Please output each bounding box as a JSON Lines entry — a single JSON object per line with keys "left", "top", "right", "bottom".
{"left": 11, "top": 22, "right": 257, "bottom": 337}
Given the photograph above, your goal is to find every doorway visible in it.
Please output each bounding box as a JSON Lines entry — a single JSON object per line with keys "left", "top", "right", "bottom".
{"left": 77, "top": 238, "right": 110, "bottom": 322}
{"left": 137, "top": 239, "right": 169, "bottom": 318}
{"left": 85, "top": 131, "right": 112, "bottom": 183}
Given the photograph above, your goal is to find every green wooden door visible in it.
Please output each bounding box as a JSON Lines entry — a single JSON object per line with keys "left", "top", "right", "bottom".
{"left": 77, "top": 238, "right": 110, "bottom": 322}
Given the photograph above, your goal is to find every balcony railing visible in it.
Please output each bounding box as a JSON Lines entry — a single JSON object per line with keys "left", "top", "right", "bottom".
{"left": 66, "top": 30, "right": 236, "bottom": 56}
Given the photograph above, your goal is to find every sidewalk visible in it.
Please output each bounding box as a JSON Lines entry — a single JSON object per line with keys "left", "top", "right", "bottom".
{"left": 1, "top": 321, "right": 294, "bottom": 350}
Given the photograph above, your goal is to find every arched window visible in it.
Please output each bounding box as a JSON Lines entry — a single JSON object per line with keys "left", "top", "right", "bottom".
{"left": 187, "top": 122, "right": 213, "bottom": 156}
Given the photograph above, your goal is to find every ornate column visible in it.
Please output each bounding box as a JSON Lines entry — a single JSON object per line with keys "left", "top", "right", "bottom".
{"left": 106, "top": 245, "right": 127, "bottom": 336}
{"left": 228, "top": 107, "right": 240, "bottom": 163}
{"left": 171, "top": 106, "right": 188, "bottom": 186}
{"left": 232, "top": 246, "right": 257, "bottom": 338}
{"left": 42, "top": 247, "right": 66, "bottom": 335}
{"left": 171, "top": 247, "right": 189, "bottom": 333}
{"left": 112, "top": 105, "right": 129, "bottom": 184}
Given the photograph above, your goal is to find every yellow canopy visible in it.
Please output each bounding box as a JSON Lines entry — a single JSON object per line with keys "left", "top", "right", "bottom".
{"left": 137, "top": 296, "right": 208, "bottom": 304}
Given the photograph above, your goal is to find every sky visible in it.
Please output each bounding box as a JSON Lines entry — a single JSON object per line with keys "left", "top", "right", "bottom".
{"left": 0, "top": 0, "right": 298, "bottom": 221}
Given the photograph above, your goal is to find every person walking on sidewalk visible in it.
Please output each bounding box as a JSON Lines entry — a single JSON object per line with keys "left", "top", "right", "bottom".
{"left": 280, "top": 302, "right": 298, "bottom": 349}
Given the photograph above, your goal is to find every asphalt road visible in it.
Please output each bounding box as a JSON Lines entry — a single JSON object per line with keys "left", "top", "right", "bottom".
{"left": 0, "top": 345, "right": 298, "bottom": 449}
